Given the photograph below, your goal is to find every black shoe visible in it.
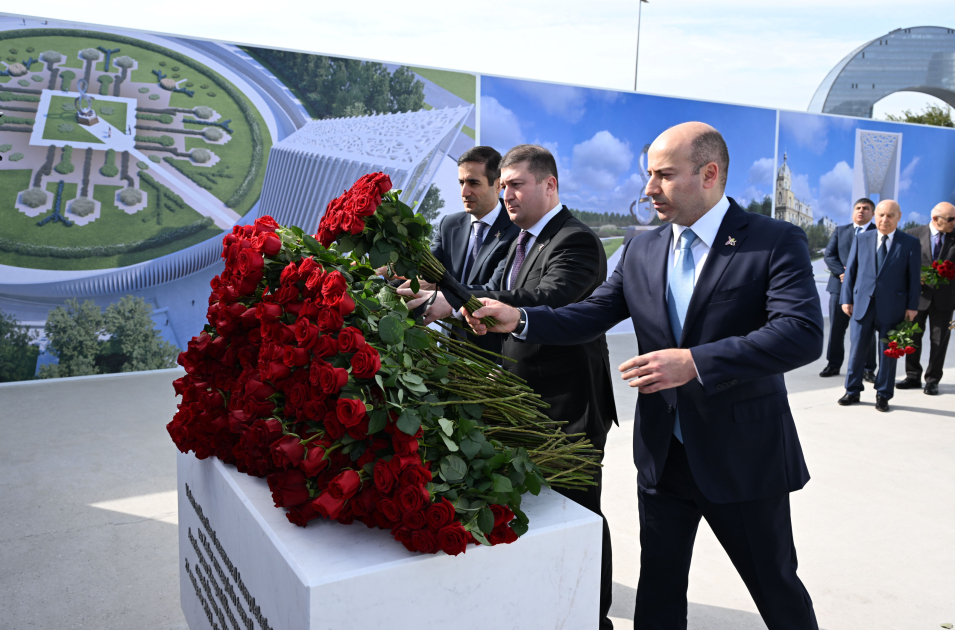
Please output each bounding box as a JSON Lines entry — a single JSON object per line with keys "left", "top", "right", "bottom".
{"left": 838, "top": 392, "right": 860, "bottom": 406}
{"left": 896, "top": 377, "right": 921, "bottom": 389}
{"left": 875, "top": 395, "right": 889, "bottom": 412}
{"left": 924, "top": 383, "right": 939, "bottom": 396}
{"left": 819, "top": 366, "right": 840, "bottom": 377}
{"left": 863, "top": 370, "right": 876, "bottom": 383}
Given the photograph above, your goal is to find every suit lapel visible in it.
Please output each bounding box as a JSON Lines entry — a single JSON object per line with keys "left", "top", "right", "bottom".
{"left": 918, "top": 226, "right": 932, "bottom": 266}
{"left": 467, "top": 204, "right": 509, "bottom": 284}
{"left": 515, "top": 208, "right": 570, "bottom": 288}
{"left": 877, "top": 233, "right": 901, "bottom": 277}
{"left": 448, "top": 214, "right": 470, "bottom": 280}
{"left": 646, "top": 225, "right": 677, "bottom": 348}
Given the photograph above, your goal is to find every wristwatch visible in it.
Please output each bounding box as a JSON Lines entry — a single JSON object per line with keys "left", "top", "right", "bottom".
{"left": 513, "top": 308, "right": 527, "bottom": 336}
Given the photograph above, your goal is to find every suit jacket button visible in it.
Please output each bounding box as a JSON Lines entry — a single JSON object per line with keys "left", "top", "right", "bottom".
{"left": 666, "top": 405, "right": 674, "bottom": 414}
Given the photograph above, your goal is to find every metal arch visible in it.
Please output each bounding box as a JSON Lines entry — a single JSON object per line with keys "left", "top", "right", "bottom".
{"left": 629, "top": 144, "right": 654, "bottom": 225}
{"left": 808, "top": 25, "right": 955, "bottom": 118}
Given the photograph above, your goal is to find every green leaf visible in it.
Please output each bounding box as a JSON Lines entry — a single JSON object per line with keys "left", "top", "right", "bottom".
{"left": 513, "top": 505, "right": 529, "bottom": 525}
{"left": 458, "top": 417, "right": 476, "bottom": 435}
{"left": 368, "top": 409, "right": 388, "bottom": 434}
{"left": 477, "top": 507, "right": 495, "bottom": 534}
{"left": 492, "top": 474, "right": 513, "bottom": 493}
{"left": 400, "top": 372, "right": 424, "bottom": 385}
{"left": 487, "top": 453, "right": 508, "bottom": 470}
{"left": 379, "top": 316, "right": 404, "bottom": 345}
{"left": 438, "top": 418, "right": 454, "bottom": 436}
{"left": 461, "top": 403, "right": 483, "bottom": 420}
{"left": 404, "top": 328, "right": 431, "bottom": 350}
{"left": 429, "top": 366, "right": 449, "bottom": 379}
{"left": 396, "top": 408, "right": 421, "bottom": 435}
{"left": 302, "top": 234, "right": 323, "bottom": 254}
{"left": 459, "top": 438, "right": 482, "bottom": 460}
{"left": 525, "top": 471, "right": 542, "bottom": 495}
{"left": 374, "top": 374, "right": 384, "bottom": 390}
{"left": 439, "top": 433, "right": 459, "bottom": 452}
{"left": 510, "top": 520, "right": 528, "bottom": 537}
{"left": 441, "top": 455, "right": 468, "bottom": 482}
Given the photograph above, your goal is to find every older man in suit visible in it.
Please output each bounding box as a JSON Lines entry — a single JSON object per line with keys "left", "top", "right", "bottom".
{"left": 820, "top": 199, "right": 877, "bottom": 380}
{"left": 408, "top": 144, "right": 617, "bottom": 629}
{"left": 466, "top": 123, "right": 822, "bottom": 629}
{"left": 839, "top": 200, "right": 921, "bottom": 411}
{"left": 898, "top": 201, "right": 955, "bottom": 395}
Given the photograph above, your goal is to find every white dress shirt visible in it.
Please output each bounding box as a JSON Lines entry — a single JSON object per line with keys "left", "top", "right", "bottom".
{"left": 471, "top": 203, "right": 501, "bottom": 231}
{"left": 853, "top": 221, "right": 872, "bottom": 234}
{"left": 506, "top": 203, "right": 563, "bottom": 290}
{"left": 667, "top": 196, "right": 730, "bottom": 288}
{"left": 874, "top": 229, "right": 895, "bottom": 255}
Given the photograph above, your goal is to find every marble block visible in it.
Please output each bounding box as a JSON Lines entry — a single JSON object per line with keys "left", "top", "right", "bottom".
{"left": 177, "top": 452, "right": 602, "bottom": 630}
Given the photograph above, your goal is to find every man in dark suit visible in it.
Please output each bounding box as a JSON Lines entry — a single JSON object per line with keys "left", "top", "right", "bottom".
{"left": 417, "top": 146, "right": 520, "bottom": 357}
{"left": 839, "top": 199, "right": 921, "bottom": 411}
{"left": 821, "top": 199, "right": 877, "bottom": 380}
{"left": 898, "top": 201, "right": 955, "bottom": 395}
{"left": 466, "top": 124, "right": 821, "bottom": 629}
{"left": 409, "top": 144, "right": 617, "bottom": 629}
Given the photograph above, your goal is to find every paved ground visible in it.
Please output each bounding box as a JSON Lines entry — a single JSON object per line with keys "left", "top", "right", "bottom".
{"left": 0, "top": 330, "right": 952, "bottom": 629}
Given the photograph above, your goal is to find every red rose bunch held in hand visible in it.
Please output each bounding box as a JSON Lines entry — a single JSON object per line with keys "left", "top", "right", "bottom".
{"left": 881, "top": 320, "right": 921, "bottom": 359}
{"left": 169, "top": 180, "right": 600, "bottom": 556}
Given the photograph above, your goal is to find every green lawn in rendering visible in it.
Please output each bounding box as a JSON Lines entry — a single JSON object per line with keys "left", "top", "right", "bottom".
{"left": 409, "top": 67, "right": 476, "bottom": 104}
{"left": 603, "top": 237, "right": 624, "bottom": 259}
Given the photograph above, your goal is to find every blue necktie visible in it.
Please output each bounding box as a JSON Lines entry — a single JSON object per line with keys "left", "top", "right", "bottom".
{"left": 667, "top": 228, "right": 698, "bottom": 443}
{"left": 460, "top": 221, "right": 486, "bottom": 282}
{"left": 876, "top": 234, "right": 887, "bottom": 273}
{"left": 855, "top": 226, "right": 863, "bottom": 236}
{"left": 934, "top": 232, "right": 943, "bottom": 261}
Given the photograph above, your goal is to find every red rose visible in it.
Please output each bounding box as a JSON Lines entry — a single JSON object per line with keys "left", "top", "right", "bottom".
{"left": 336, "top": 398, "right": 367, "bottom": 428}
{"left": 392, "top": 430, "right": 419, "bottom": 456}
{"left": 237, "top": 248, "right": 264, "bottom": 277}
{"left": 313, "top": 334, "right": 339, "bottom": 358}
{"left": 270, "top": 435, "right": 305, "bottom": 469}
{"left": 437, "top": 522, "right": 469, "bottom": 556}
{"left": 488, "top": 524, "right": 520, "bottom": 546}
{"left": 282, "top": 346, "right": 311, "bottom": 368}
{"left": 374, "top": 459, "right": 397, "bottom": 494}
{"left": 490, "top": 504, "right": 515, "bottom": 528}
{"left": 312, "top": 492, "right": 345, "bottom": 520}
{"left": 253, "top": 215, "right": 280, "bottom": 233}
{"left": 337, "top": 327, "right": 366, "bottom": 353}
{"left": 397, "top": 485, "right": 429, "bottom": 513}
{"left": 904, "top": 345, "right": 916, "bottom": 355}
{"left": 295, "top": 320, "right": 321, "bottom": 352}
{"left": 337, "top": 293, "right": 356, "bottom": 317}
{"left": 888, "top": 341, "right": 898, "bottom": 349}
{"left": 316, "top": 306, "right": 344, "bottom": 333}
{"left": 316, "top": 227, "right": 335, "bottom": 248}
{"left": 425, "top": 498, "right": 455, "bottom": 531}
{"left": 253, "top": 231, "right": 282, "bottom": 257}
{"left": 373, "top": 172, "right": 392, "bottom": 194}
{"left": 263, "top": 360, "right": 291, "bottom": 383}
{"left": 286, "top": 502, "right": 321, "bottom": 527}
{"left": 300, "top": 445, "right": 329, "bottom": 476}
{"left": 392, "top": 525, "right": 416, "bottom": 552}
{"left": 322, "top": 271, "right": 348, "bottom": 302}
{"left": 399, "top": 464, "right": 432, "bottom": 488}
{"left": 267, "top": 469, "right": 310, "bottom": 507}
{"left": 304, "top": 267, "right": 327, "bottom": 294}
{"left": 345, "top": 416, "right": 370, "bottom": 441}
{"left": 328, "top": 470, "right": 362, "bottom": 500}
{"left": 350, "top": 345, "right": 381, "bottom": 380}
{"left": 411, "top": 528, "right": 438, "bottom": 554}
{"left": 377, "top": 497, "right": 401, "bottom": 523}
{"left": 256, "top": 302, "right": 283, "bottom": 324}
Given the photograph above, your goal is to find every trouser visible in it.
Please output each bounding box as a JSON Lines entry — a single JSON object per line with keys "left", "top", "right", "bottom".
{"left": 827, "top": 292, "right": 876, "bottom": 371}
{"left": 906, "top": 302, "right": 953, "bottom": 386}
{"left": 846, "top": 307, "right": 898, "bottom": 399}
{"left": 633, "top": 438, "right": 818, "bottom": 630}
{"left": 555, "top": 467, "right": 613, "bottom": 630}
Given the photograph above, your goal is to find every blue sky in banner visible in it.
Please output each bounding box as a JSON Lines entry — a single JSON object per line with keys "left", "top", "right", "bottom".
{"left": 481, "top": 77, "right": 777, "bottom": 216}
{"left": 778, "top": 111, "right": 955, "bottom": 226}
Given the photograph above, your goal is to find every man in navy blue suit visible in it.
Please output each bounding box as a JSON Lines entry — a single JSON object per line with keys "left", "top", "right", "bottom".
{"left": 838, "top": 199, "right": 921, "bottom": 412}
{"left": 465, "top": 122, "right": 822, "bottom": 629}
{"left": 820, "top": 199, "right": 877, "bottom": 379}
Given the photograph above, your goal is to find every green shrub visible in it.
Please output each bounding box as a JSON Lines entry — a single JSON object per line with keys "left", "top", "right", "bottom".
{"left": 6, "top": 56, "right": 17, "bottom": 63}
{"left": 9, "top": 153, "right": 24, "bottom": 162}
{"left": 54, "top": 146, "right": 74, "bottom": 174}
{"left": 171, "top": 73, "right": 180, "bottom": 79}
{"left": 0, "top": 144, "right": 11, "bottom": 152}
{"left": 79, "top": 48, "right": 101, "bottom": 61}
{"left": 9, "top": 48, "right": 17, "bottom": 54}
{"left": 138, "top": 87, "right": 150, "bottom": 93}
{"left": 199, "top": 83, "right": 209, "bottom": 89}
{"left": 70, "top": 198, "right": 95, "bottom": 217}
{"left": 193, "top": 106, "right": 214, "bottom": 119}
{"left": 134, "top": 134, "right": 175, "bottom": 147}
{"left": 206, "top": 91, "right": 216, "bottom": 97}
{"left": 202, "top": 127, "right": 223, "bottom": 141}
{"left": 17, "top": 79, "right": 30, "bottom": 87}
{"left": 100, "top": 149, "right": 118, "bottom": 177}
{"left": 149, "top": 94, "right": 160, "bottom": 100}
{"left": 114, "top": 56, "right": 135, "bottom": 69}
{"left": 31, "top": 74, "right": 43, "bottom": 82}
{"left": 171, "top": 66, "right": 180, "bottom": 71}
{"left": 118, "top": 187, "right": 142, "bottom": 206}
{"left": 21, "top": 188, "right": 48, "bottom": 208}
{"left": 39, "top": 50, "right": 63, "bottom": 64}
{"left": 137, "top": 161, "right": 149, "bottom": 170}
{"left": 191, "top": 148, "right": 212, "bottom": 163}
{"left": 101, "top": 105, "right": 114, "bottom": 115}
{"left": 185, "top": 81, "right": 194, "bottom": 87}
{"left": 98, "top": 75, "right": 113, "bottom": 84}
{"left": 58, "top": 123, "right": 75, "bottom": 133}
{"left": 158, "top": 60, "right": 166, "bottom": 67}
{"left": 61, "top": 101, "right": 75, "bottom": 112}
{"left": 149, "top": 154, "right": 161, "bottom": 163}
{"left": 26, "top": 46, "right": 34, "bottom": 53}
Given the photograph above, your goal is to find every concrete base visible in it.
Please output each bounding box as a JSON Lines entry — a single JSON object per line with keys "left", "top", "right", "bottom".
{"left": 76, "top": 112, "right": 99, "bottom": 126}
{"left": 178, "top": 453, "right": 602, "bottom": 630}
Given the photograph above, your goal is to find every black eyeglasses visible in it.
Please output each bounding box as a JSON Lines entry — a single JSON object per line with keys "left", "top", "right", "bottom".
{"left": 932, "top": 215, "right": 955, "bottom": 223}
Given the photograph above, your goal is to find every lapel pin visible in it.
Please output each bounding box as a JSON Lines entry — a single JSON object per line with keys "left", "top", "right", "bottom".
{"left": 495, "top": 231, "right": 501, "bottom": 239}
{"left": 725, "top": 236, "right": 737, "bottom": 247}
{"left": 538, "top": 244, "right": 544, "bottom": 252}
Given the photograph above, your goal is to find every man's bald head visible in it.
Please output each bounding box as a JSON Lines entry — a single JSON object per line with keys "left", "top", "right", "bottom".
{"left": 645, "top": 122, "right": 730, "bottom": 226}
{"left": 931, "top": 201, "right": 955, "bottom": 234}
{"left": 874, "top": 199, "right": 901, "bottom": 236}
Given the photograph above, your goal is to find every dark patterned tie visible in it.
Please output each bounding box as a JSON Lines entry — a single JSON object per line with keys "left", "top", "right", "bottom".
{"left": 877, "top": 234, "right": 888, "bottom": 272}
{"left": 460, "top": 221, "right": 487, "bottom": 282}
{"left": 934, "top": 232, "right": 943, "bottom": 261}
{"left": 508, "top": 230, "right": 531, "bottom": 289}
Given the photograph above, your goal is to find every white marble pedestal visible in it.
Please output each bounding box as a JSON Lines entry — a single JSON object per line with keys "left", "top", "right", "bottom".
{"left": 177, "top": 452, "right": 602, "bottom": 630}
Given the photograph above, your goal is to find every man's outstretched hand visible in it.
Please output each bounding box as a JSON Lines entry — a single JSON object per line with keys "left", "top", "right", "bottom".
{"left": 619, "top": 349, "right": 698, "bottom": 393}
{"left": 464, "top": 298, "right": 522, "bottom": 335}
{"left": 406, "top": 291, "right": 453, "bottom": 325}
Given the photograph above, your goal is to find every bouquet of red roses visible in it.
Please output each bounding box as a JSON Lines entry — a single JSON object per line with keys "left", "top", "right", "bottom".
{"left": 921, "top": 259, "right": 955, "bottom": 289}
{"left": 881, "top": 320, "right": 921, "bottom": 359}
{"left": 168, "top": 175, "right": 599, "bottom": 556}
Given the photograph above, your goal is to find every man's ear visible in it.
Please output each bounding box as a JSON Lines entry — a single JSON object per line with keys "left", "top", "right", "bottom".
{"left": 701, "top": 162, "right": 720, "bottom": 190}
{"left": 493, "top": 178, "right": 502, "bottom": 195}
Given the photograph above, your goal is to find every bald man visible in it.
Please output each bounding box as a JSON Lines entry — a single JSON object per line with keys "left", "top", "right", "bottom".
{"left": 899, "top": 202, "right": 955, "bottom": 395}
{"left": 839, "top": 200, "right": 921, "bottom": 411}
{"left": 465, "top": 123, "right": 823, "bottom": 629}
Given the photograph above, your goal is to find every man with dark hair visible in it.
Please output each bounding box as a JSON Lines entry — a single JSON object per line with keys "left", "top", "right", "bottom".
{"left": 820, "top": 198, "right": 878, "bottom": 379}
{"left": 422, "top": 146, "right": 519, "bottom": 356}
{"left": 465, "top": 123, "right": 822, "bottom": 629}
{"left": 690, "top": 130, "right": 730, "bottom": 189}
{"left": 406, "top": 143, "right": 617, "bottom": 629}
{"left": 898, "top": 201, "right": 955, "bottom": 395}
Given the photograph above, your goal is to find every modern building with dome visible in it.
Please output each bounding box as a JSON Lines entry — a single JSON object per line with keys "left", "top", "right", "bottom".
{"left": 809, "top": 26, "right": 955, "bottom": 118}
{"left": 774, "top": 153, "right": 814, "bottom": 228}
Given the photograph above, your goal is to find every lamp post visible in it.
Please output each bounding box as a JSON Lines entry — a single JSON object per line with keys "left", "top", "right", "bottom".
{"left": 634, "top": 0, "right": 649, "bottom": 92}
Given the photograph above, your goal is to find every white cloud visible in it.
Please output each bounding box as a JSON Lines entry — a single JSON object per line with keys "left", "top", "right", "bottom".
{"left": 480, "top": 96, "right": 524, "bottom": 153}
{"left": 898, "top": 156, "right": 920, "bottom": 193}
{"left": 571, "top": 131, "right": 634, "bottom": 190}
{"left": 511, "top": 82, "right": 588, "bottom": 123}
{"left": 791, "top": 172, "right": 814, "bottom": 204}
{"left": 780, "top": 114, "right": 830, "bottom": 155}
{"left": 748, "top": 157, "right": 775, "bottom": 186}
{"left": 739, "top": 185, "right": 768, "bottom": 207}
{"left": 908, "top": 211, "right": 927, "bottom": 224}
{"left": 817, "top": 160, "right": 854, "bottom": 221}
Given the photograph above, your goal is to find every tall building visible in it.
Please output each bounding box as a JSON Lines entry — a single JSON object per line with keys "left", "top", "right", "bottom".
{"left": 775, "top": 153, "right": 814, "bottom": 228}
{"left": 821, "top": 216, "right": 837, "bottom": 235}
